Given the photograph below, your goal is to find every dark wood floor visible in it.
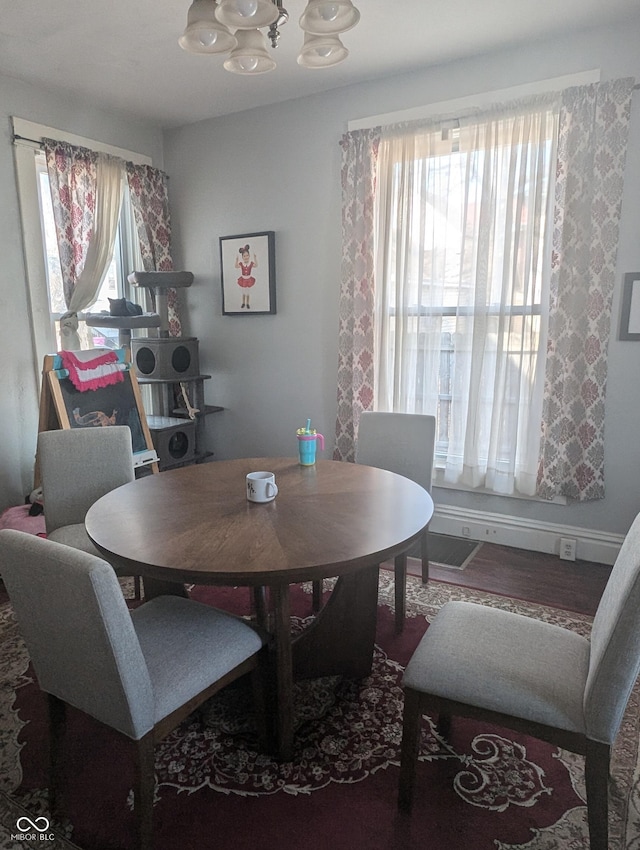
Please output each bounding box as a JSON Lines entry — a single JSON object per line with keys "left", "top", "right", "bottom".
{"left": 407, "top": 542, "right": 611, "bottom": 616}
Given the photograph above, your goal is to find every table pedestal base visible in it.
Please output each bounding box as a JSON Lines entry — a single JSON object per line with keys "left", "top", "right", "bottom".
{"left": 271, "top": 564, "right": 380, "bottom": 760}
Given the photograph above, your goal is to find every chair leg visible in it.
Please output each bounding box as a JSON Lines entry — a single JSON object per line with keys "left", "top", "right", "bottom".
{"left": 398, "top": 688, "right": 423, "bottom": 812}
{"left": 47, "top": 694, "right": 66, "bottom": 817}
{"left": 134, "top": 733, "right": 156, "bottom": 850}
{"left": 312, "top": 579, "right": 322, "bottom": 612}
{"left": 134, "top": 575, "right": 142, "bottom": 601}
{"left": 585, "top": 739, "right": 610, "bottom": 850}
{"left": 394, "top": 553, "right": 407, "bottom": 634}
{"left": 421, "top": 527, "right": 429, "bottom": 584}
{"left": 436, "top": 713, "right": 451, "bottom": 740}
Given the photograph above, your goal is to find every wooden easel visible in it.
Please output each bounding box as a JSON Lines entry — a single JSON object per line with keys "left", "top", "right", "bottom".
{"left": 35, "top": 350, "right": 159, "bottom": 487}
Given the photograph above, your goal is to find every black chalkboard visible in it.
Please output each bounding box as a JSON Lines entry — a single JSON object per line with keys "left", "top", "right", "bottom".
{"left": 34, "top": 352, "right": 158, "bottom": 488}
{"left": 50, "top": 370, "right": 148, "bottom": 453}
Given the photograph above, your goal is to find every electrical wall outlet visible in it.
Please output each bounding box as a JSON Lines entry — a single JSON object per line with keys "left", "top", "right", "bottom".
{"left": 559, "top": 537, "right": 577, "bottom": 561}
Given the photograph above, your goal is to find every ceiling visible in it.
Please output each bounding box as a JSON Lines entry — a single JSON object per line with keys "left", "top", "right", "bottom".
{"left": 0, "top": 0, "right": 638, "bottom": 129}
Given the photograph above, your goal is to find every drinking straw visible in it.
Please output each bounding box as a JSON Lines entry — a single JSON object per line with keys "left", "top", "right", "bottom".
{"left": 306, "top": 418, "right": 311, "bottom": 434}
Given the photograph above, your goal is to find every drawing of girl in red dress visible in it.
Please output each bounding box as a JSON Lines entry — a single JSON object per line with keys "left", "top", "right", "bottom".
{"left": 235, "top": 244, "right": 258, "bottom": 309}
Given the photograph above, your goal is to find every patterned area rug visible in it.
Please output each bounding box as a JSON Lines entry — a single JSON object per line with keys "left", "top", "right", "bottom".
{"left": 2, "top": 574, "right": 639, "bottom": 849}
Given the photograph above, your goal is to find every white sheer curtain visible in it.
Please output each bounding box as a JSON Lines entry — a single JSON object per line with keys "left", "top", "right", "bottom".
{"left": 67, "top": 154, "right": 124, "bottom": 316}
{"left": 374, "top": 96, "right": 559, "bottom": 496}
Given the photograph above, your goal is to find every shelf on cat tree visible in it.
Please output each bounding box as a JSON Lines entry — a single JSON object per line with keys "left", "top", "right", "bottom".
{"left": 128, "top": 271, "right": 194, "bottom": 338}
{"left": 84, "top": 313, "right": 161, "bottom": 348}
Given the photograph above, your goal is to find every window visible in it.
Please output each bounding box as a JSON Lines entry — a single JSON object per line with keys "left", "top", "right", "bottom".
{"left": 12, "top": 117, "right": 151, "bottom": 374}
{"left": 36, "top": 153, "right": 144, "bottom": 351}
{"left": 374, "top": 98, "right": 559, "bottom": 497}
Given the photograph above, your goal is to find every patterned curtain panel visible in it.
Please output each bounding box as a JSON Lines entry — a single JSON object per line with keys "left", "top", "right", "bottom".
{"left": 126, "top": 163, "right": 182, "bottom": 337}
{"left": 43, "top": 140, "right": 97, "bottom": 311}
{"left": 333, "top": 127, "right": 380, "bottom": 462}
{"left": 537, "top": 78, "right": 635, "bottom": 501}
{"left": 44, "top": 140, "right": 125, "bottom": 350}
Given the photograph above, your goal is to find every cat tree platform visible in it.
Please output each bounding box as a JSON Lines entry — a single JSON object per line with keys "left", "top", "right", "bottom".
{"left": 84, "top": 312, "right": 161, "bottom": 348}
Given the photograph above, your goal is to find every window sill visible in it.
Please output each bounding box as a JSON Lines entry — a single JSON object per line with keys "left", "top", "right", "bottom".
{"left": 432, "top": 467, "right": 568, "bottom": 506}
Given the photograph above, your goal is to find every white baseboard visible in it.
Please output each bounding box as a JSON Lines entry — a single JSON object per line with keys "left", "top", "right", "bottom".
{"left": 430, "top": 504, "right": 622, "bottom": 566}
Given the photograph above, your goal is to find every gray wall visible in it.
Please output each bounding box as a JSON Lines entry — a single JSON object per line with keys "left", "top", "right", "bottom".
{"left": 0, "top": 74, "right": 163, "bottom": 509}
{"left": 164, "top": 15, "right": 640, "bottom": 538}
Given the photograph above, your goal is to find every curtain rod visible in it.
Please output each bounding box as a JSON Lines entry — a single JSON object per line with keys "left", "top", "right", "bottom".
{"left": 11, "top": 86, "right": 639, "bottom": 146}
{"left": 11, "top": 133, "right": 167, "bottom": 176}
{"left": 12, "top": 133, "right": 43, "bottom": 148}
{"left": 12, "top": 84, "right": 638, "bottom": 147}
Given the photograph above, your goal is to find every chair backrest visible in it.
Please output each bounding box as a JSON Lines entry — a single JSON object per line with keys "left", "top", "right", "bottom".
{"left": 0, "top": 529, "right": 154, "bottom": 740}
{"left": 38, "top": 426, "right": 135, "bottom": 534}
{"left": 584, "top": 511, "right": 640, "bottom": 744}
{"left": 356, "top": 412, "right": 435, "bottom": 493}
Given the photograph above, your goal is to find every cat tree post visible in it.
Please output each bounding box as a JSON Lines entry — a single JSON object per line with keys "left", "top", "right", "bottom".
{"left": 127, "top": 271, "right": 194, "bottom": 337}
{"left": 125, "top": 271, "right": 217, "bottom": 470}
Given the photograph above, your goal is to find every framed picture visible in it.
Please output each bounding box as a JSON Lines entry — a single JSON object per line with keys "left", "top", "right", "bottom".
{"left": 220, "top": 231, "right": 276, "bottom": 315}
{"left": 619, "top": 272, "right": 640, "bottom": 340}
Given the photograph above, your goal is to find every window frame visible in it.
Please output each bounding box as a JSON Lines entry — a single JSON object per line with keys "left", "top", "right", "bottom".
{"left": 35, "top": 154, "right": 146, "bottom": 351}
{"left": 12, "top": 117, "right": 151, "bottom": 379}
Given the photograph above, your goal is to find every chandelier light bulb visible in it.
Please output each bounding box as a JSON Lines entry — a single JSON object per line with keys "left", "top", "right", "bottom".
{"left": 297, "top": 31, "right": 348, "bottom": 68}
{"left": 198, "top": 29, "right": 218, "bottom": 46}
{"left": 236, "top": 0, "right": 258, "bottom": 17}
{"left": 216, "top": 0, "right": 279, "bottom": 29}
{"left": 318, "top": 4, "right": 339, "bottom": 22}
{"left": 223, "top": 28, "right": 277, "bottom": 74}
{"left": 179, "top": 0, "right": 237, "bottom": 54}
{"left": 238, "top": 56, "right": 259, "bottom": 71}
{"left": 299, "top": 0, "right": 360, "bottom": 34}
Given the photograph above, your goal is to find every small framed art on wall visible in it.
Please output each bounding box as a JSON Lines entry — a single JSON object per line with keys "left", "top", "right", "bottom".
{"left": 220, "top": 231, "right": 276, "bottom": 315}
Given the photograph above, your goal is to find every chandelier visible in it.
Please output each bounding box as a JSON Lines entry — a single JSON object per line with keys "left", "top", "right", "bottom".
{"left": 179, "top": 0, "right": 360, "bottom": 74}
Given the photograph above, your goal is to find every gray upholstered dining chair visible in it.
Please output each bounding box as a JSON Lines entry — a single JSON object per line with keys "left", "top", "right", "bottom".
{"left": 314, "top": 412, "right": 436, "bottom": 632}
{"left": 398, "top": 512, "right": 640, "bottom": 850}
{"left": 0, "top": 529, "right": 266, "bottom": 850}
{"left": 38, "top": 426, "right": 141, "bottom": 598}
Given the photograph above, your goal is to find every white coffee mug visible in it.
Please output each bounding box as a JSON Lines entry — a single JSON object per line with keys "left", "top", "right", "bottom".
{"left": 246, "top": 471, "right": 278, "bottom": 503}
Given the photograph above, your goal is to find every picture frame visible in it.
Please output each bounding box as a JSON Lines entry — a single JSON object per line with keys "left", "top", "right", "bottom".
{"left": 220, "top": 231, "right": 276, "bottom": 315}
{"left": 619, "top": 272, "right": 640, "bottom": 340}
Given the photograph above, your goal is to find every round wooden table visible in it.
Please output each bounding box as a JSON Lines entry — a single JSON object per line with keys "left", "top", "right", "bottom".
{"left": 86, "top": 457, "right": 433, "bottom": 759}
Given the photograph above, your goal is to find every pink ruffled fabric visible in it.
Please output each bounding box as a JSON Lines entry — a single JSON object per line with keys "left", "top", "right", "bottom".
{"left": 58, "top": 349, "right": 126, "bottom": 392}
